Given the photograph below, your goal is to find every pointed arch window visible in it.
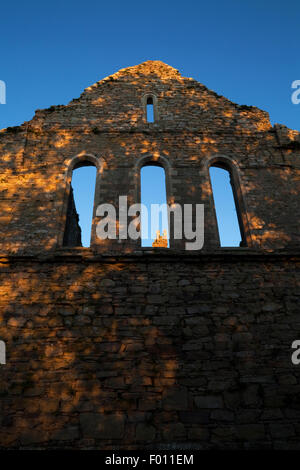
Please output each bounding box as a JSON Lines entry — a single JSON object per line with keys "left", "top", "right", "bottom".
{"left": 63, "top": 162, "right": 97, "bottom": 247}
{"left": 209, "top": 163, "right": 246, "bottom": 247}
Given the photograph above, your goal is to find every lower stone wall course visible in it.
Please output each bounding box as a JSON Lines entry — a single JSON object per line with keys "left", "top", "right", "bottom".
{"left": 0, "top": 252, "right": 299, "bottom": 449}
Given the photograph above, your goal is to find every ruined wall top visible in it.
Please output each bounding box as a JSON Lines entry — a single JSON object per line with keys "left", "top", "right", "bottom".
{"left": 98, "top": 60, "right": 183, "bottom": 81}
{"left": 0, "top": 61, "right": 299, "bottom": 255}
{"left": 5, "top": 60, "right": 275, "bottom": 134}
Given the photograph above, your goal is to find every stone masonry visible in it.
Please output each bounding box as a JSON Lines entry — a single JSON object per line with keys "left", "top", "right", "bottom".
{"left": 0, "top": 61, "right": 299, "bottom": 449}
{"left": 152, "top": 230, "right": 168, "bottom": 248}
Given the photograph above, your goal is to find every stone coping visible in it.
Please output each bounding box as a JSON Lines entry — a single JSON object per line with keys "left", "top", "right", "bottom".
{"left": 0, "top": 247, "right": 299, "bottom": 264}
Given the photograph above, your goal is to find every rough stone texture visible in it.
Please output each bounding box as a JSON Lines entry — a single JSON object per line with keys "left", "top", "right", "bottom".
{"left": 0, "top": 61, "right": 299, "bottom": 449}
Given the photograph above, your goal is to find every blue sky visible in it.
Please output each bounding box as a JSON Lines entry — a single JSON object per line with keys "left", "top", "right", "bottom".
{"left": 1, "top": 0, "right": 299, "bottom": 131}
{"left": 1, "top": 0, "right": 299, "bottom": 246}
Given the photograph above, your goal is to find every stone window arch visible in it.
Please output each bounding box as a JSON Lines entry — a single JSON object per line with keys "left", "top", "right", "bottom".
{"left": 133, "top": 155, "right": 174, "bottom": 248}
{"left": 207, "top": 156, "right": 251, "bottom": 247}
{"left": 59, "top": 154, "right": 104, "bottom": 248}
{"left": 142, "top": 94, "right": 158, "bottom": 123}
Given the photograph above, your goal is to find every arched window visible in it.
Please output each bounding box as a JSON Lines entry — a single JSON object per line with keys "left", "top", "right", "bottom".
{"left": 143, "top": 94, "right": 157, "bottom": 123}
{"left": 209, "top": 163, "right": 246, "bottom": 247}
{"left": 146, "top": 96, "right": 154, "bottom": 123}
{"left": 63, "top": 162, "right": 97, "bottom": 247}
{"left": 140, "top": 164, "right": 169, "bottom": 247}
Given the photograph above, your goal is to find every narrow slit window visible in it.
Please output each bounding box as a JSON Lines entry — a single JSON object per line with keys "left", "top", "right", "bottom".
{"left": 63, "top": 164, "right": 97, "bottom": 247}
{"left": 141, "top": 165, "right": 169, "bottom": 247}
{"left": 209, "top": 165, "right": 244, "bottom": 247}
{"left": 146, "top": 96, "right": 154, "bottom": 123}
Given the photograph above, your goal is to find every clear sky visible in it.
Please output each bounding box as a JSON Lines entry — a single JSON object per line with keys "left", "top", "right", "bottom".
{"left": 1, "top": 0, "right": 299, "bottom": 246}
{"left": 141, "top": 166, "right": 169, "bottom": 247}
{"left": 1, "top": 0, "right": 299, "bottom": 132}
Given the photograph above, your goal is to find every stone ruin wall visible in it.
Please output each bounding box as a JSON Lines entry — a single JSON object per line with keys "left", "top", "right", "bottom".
{"left": 0, "top": 61, "right": 299, "bottom": 449}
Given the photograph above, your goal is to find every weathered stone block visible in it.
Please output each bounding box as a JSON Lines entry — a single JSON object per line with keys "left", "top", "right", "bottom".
{"left": 237, "top": 424, "right": 265, "bottom": 441}
{"left": 136, "top": 423, "right": 156, "bottom": 441}
{"left": 162, "top": 388, "right": 188, "bottom": 410}
{"left": 187, "top": 427, "right": 209, "bottom": 441}
{"left": 195, "top": 396, "right": 224, "bottom": 409}
{"left": 80, "top": 413, "right": 125, "bottom": 439}
{"left": 270, "top": 424, "right": 295, "bottom": 439}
